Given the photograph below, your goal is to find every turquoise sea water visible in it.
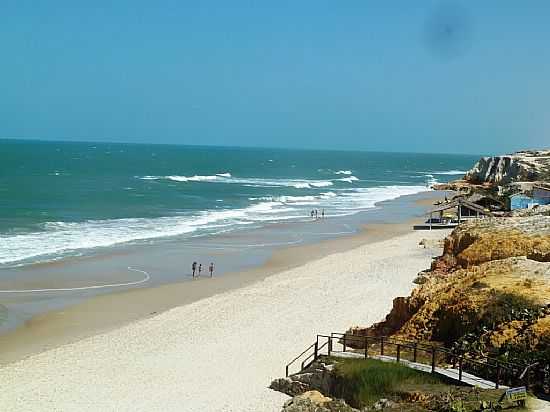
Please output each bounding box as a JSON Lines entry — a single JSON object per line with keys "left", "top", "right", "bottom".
{"left": 0, "top": 139, "right": 477, "bottom": 267}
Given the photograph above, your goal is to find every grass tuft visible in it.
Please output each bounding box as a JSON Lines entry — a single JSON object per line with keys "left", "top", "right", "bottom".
{"left": 331, "top": 357, "right": 443, "bottom": 408}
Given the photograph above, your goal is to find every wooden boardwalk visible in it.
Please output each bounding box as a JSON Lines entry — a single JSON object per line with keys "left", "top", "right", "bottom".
{"left": 332, "top": 351, "right": 506, "bottom": 389}
{"left": 285, "top": 333, "right": 528, "bottom": 389}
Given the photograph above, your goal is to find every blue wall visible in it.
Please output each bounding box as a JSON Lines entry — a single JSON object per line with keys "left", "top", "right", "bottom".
{"left": 510, "top": 194, "right": 550, "bottom": 210}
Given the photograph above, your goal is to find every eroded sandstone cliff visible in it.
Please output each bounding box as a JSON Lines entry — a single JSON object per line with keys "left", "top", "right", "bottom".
{"left": 434, "top": 150, "right": 550, "bottom": 198}
{"left": 348, "top": 214, "right": 550, "bottom": 390}
{"left": 464, "top": 150, "right": 550, "bottom": 186}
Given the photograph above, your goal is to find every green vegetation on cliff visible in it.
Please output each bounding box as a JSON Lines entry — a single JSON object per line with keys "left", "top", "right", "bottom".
{"left": 331, "top": 357, "right": 442, "bottom": 407}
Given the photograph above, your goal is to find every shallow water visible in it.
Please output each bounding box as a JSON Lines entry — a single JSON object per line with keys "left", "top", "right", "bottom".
{"left": 0, "top": 139, "right": 475, "bottom": 267}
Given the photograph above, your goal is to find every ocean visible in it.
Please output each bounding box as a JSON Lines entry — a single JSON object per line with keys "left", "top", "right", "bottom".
{"left": 0, "top": 139, "right": 477, "bottom": 268}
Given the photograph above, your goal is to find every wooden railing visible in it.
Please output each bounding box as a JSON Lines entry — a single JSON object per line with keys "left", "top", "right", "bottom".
{"left": 285, "top": 332, "right": 541, "bottom": 390}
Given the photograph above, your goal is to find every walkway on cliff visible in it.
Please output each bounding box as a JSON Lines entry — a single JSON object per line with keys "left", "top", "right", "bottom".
{"left": 334, "top": 351, "right": 504, "bottom": 389}
{"left": 286, "top": 333, "right": 535, "bottom": 390}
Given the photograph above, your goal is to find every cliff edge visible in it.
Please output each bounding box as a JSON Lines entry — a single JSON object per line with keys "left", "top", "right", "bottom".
{"left": 347, "top": 213, "right": 550, "bottom": 393}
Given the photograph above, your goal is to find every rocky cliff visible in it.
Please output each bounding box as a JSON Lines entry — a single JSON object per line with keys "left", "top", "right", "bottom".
{"left": 348, "top": 214, "right": 550, "bottom": 391}
{"left": 464, "top": 150, "right": 550, "bottom": 186}
{"left": 434, "top": 150, "right": 550, "bottom": 197}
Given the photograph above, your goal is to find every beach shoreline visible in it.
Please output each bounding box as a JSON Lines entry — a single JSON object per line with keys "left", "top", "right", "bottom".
{"left": 0, "top": 191, "right": 443, "bottom": 367}
{"left": 0, "top": 212, "right": 450, "bottom": 411}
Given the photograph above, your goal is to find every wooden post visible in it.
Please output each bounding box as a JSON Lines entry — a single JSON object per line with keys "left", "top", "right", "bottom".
{"left": 380, "top": 337, "right": 385, "bottom": 356}
{"left": 396, "top": 344, "right": 401, "bottom": 363}
{"left": 364, "top": 337, "right": 368, "bottom": 359}
{"left": 314, "top": 341, "right": 318, "bottom": 361}
{"left": 431, "top": 348, "right": 436, "bottom": 373}
{"left": 413, "top": 343, "right": 417, "bottom": 363}
{"left": 495, "top": 362, "right": 500, "bottom": 389}
{"left": 458, "top": 357, "right": 463, "bottom": 381}
{"left": 343, "top": 335, "right": 347, "bottom": 352}
{"left": 429, "top": 212, "right": 432, "bottom": 230}
{"left": 328, "top": 337, "right": 332, "bottom": 356}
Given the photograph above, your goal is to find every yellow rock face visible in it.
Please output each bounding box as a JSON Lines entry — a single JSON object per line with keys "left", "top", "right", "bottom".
{"left": 361, "top": 215, "right": 550, "bottom": 361}
{"left": 297, "top": 390, "right": 332, "bottom": 405}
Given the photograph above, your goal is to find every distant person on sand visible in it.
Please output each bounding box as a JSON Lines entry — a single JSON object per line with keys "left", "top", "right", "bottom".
{"left": 322, "top": 209, "right": 325, "bottom": 219}
{"left": 192, "top": 261, "right": 197, "bottom": 277}
{"left": 310, "top": 210, "right": 314, "bottom": 219}
{"left": 198, "top": 263, "right": 202, "bottom": 276}
{"left": 315, "top": 209, "right": 318, "bottom": 219}
{"left": 209, "top": 262, "right": 214, "bottom": 277}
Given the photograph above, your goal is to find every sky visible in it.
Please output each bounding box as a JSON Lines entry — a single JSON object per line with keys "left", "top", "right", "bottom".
{"left": 1, "top": 1, "right": 550, "bottom": 155}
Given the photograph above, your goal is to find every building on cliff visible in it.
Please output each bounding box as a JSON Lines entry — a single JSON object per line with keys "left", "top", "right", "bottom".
{"left": 419, "top": 198, "right": 493, "bottom": 230}
{"left": 508, "top": 185, "right": 550, "bottom": 210}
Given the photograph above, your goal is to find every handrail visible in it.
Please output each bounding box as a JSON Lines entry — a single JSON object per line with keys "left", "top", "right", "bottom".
{"left": 301, "top": 340, "right": 330, "bottom": 370}
{"left": 286, "top": 342, "right": 316, "bottom": 377}
{"left": 287, "top": 342, "right": 316, "bottom": 365}
{"left": 327, "top": 332, "right": 525, "bottom": 370}
{"left": 285, "top": 331, "right": 540, "bottom": 388}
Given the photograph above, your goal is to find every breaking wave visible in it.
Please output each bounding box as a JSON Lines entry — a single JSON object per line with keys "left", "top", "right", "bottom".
{"left": 0, "top": 185, "right": 427, "bottom": 266}
{"left": 139, "top": 174, "right": 335, "bottom": 189}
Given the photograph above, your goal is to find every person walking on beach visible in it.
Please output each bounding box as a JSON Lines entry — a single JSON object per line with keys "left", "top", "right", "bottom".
{"left": 315, "top": 209, "right": 318, "bottom": 219}
{"left": 321, "top": 209, "right": 325, "bottom": 219}
{"left": 310, "top": 210, "right": 314, "bottom": 219}
{"left": 198, "top": 263, "right": 202, "bottom": 276}
{"left": 192, "top": 261, "right": 197, "bottom": 278}
{"left": 209, "top": 262, "right": 214, "bottom": 277}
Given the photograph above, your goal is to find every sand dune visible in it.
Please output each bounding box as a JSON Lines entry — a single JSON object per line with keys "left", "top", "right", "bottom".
{"left": 0, "top": 229, "right": 447, "bottom": 412}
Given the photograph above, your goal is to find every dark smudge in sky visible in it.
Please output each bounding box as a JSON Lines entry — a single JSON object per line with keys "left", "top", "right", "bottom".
{"left": 423, "top": 2, "right": 474, "bottom": 60}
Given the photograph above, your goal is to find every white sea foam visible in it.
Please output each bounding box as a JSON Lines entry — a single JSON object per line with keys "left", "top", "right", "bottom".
{"left": 424, "top": 174, "right": 438, "bottom": 186}
{"left": 335, "top": 170, "right": 352, "bottom": 175}
{"left": 139, "top": 175, "right": 334, "bottom": 189}
{"left": 310, "top": 181, "right": 333, "bottom": 188}
{"left": 432, "top": 170, "right": 467, "bottom": 175}
{"left": 0, "top": 184, "right": 429, "bottom": 266}
{"left": 166, "top": 175, "right": 219, "bottom": 182}
{"left": 416, "top": 170, "right": 467, "bottom": 176}
{"left": 0, "top": 203, "right": 275, "bottom": 265}
{"left": 338, "top": 176, "right": 359, "bottom": 183}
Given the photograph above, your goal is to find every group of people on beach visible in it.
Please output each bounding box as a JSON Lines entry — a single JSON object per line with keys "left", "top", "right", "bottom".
{"left": 310, "top": 209, "right": 325, "bottom": 220}
{"left": 191, "top": 261, "right": 214, "bottom": 278}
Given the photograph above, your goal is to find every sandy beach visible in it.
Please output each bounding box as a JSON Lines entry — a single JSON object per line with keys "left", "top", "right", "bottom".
{"left": 0, "top": 226, "right": 448, "bottom": 411}
{"left": 0, "top": 191, "right": 443, "bottom": 366}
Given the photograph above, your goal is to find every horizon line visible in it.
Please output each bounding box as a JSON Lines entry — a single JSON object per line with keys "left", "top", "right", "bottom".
{"left": 0, "top": 136, "right": 487, "bottom": 158}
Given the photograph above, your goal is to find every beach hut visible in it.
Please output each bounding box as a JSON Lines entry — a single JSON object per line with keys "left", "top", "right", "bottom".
{"left": 508, "top": 187, "right": 550, "bottom": 210}
{"left": 466, "top": 193, "right": 505, "bottom": 211}
{"left": 420, "top": 198, "right": 493, "bottom": 230}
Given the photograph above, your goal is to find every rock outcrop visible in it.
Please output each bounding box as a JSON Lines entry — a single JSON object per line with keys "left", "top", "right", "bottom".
{"left": 270, "top": 361, "right": 335, "bottom": 397}
{"left": 348, "top": 214, "right": 550, "bottom": 388}
{"left": 434, "top": 214, "right": 550, "bottom": 271}
{"left": 464, "top": 150, "right": 550, "bottom": 186}
{"left": 433, "top": 150, "right": 550, "bottom": 201}
{"left": 271, "top": 362, "right": 360, "bottom": 412}
{"left": 281, "top": 391, "right": 359, "bottom": 412}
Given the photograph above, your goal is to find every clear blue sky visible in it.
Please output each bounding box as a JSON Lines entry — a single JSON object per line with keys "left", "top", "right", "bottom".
{"left": 1, "top": 1, "right": 549, "bottom": 154}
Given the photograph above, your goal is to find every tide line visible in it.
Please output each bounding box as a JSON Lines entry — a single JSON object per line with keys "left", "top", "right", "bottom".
{"left": 0, "top": 267, "right": 150, "bottom": 293}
